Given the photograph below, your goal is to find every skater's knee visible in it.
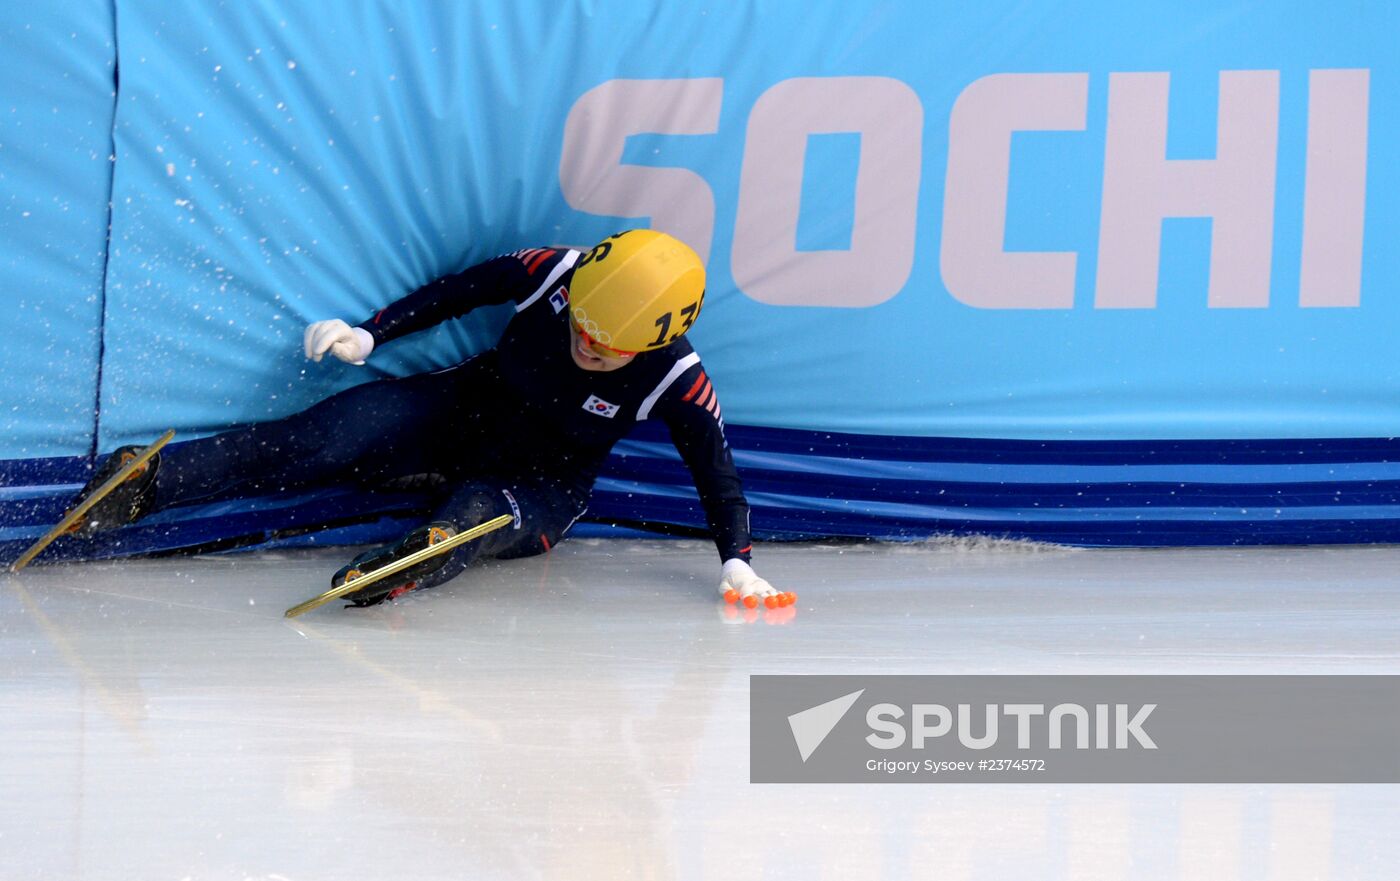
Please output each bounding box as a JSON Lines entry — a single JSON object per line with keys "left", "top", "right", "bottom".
{"left": 443, "top": 487, "right": 514, "bottom": 530}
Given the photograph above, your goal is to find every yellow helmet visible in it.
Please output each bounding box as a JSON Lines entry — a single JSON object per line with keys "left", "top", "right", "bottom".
{"left": 569, "top": 230, "right": 706, "bottom": 354}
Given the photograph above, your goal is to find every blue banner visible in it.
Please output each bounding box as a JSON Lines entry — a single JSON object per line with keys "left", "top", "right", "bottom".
{"left": 82, "top": 1, "right": 1400, "bottom": 446}
{"left": 3, "top": 2, "right": 1399, "bottom": 549}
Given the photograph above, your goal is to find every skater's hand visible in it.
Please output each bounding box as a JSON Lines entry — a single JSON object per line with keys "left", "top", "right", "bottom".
{"left": 719, "top": 558, "right": 796, "bottom": 610}
{"left": 304, "top": 319, "right": 374, "bottom": 365}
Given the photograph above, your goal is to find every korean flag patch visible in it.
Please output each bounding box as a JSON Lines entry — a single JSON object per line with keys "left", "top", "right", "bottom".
{"left": 548, "top": 286, "right": 569, "bottom": 313}
{"left": 582, "top": 394, "right": 620, "bottom": 419}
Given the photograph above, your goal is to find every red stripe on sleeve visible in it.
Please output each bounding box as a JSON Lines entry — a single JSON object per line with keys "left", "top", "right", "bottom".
{"left": 525, "top": 249, "right": 556, "bottom": 275}
{"left": 680, "top": 372, "right": 707, "bottom": 402}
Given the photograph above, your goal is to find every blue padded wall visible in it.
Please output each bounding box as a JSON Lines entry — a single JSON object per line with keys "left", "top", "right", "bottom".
{"left": 5, "top": 2, "right": 1400, "bottom": 557}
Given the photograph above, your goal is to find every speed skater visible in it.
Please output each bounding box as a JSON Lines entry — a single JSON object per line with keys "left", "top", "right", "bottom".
{"left": 62, "top": 230, "right": 792, "bottom": 609}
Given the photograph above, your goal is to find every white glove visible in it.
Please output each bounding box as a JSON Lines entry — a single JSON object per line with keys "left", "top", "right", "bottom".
{"left": 720, "top": 558, "right": 794, "bottom": 608}
{"left": 304, "top": 319, "right": 375, "bottom": 365}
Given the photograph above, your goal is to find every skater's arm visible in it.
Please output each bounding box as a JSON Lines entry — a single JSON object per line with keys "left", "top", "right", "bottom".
{"left": 658, "top": 373, "right": 751, "bottom": 564}
{"left": 357, "top": 249, "right": 575, "bottom": 347}
{"left": 655, "top": 361, "right": 756, "bottom": 560}
{"left": 355, "top": 254, "right": 522, "bottom": 346}
{"left": 658, "top": 381, "right": 792, "bottom": 607}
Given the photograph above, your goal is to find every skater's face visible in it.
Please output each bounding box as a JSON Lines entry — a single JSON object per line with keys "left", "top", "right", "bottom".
{"left": 568, "top": 320, "right": 634, "bottom": 372}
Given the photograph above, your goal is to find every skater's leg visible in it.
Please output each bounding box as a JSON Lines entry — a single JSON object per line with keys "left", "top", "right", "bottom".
{"left": 338, "top": 476, "right": 587, "bottom": 606}
{"left": 151, "top": 364, "right": 477, "bottom": 511}
{"left": 422, "top": 477, "right": 588, "bottom": 586}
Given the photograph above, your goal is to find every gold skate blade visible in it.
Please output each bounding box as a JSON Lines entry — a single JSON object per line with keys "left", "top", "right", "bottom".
{"left": 284, "top": 514, "right": 514, "bottom": 618}
{"left": 9, "top": 429, "right": 176, "bottom": 573}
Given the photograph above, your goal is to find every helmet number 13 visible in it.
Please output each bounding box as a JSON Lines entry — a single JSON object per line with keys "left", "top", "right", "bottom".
{"left": 650, "top": 300, "right": 700, "bottom": 348}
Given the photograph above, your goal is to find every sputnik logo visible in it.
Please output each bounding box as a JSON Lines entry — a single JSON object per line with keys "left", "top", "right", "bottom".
{"left": 787, "top": 689, "right": 864, "bottom": 762}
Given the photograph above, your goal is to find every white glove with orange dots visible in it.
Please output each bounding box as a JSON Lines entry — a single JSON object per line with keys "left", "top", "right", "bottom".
{"left": 304, "top": 319, "right": 375, "bottom": 365}
{"left": 719, "top": 558, "right": 796, "bottom": 609}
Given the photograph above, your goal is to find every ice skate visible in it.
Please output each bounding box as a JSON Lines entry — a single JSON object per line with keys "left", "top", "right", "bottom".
{"left": 9, "top": 429, "right": 174, "bottom": 572}
{"left": 284, "top": 514, "right": 513, "bottom": 617}
{"left": 333, "top": 521, "right": 461, "bottom": 607}
{"left": 64, "top": 445, "right": 162, "bottom": 537}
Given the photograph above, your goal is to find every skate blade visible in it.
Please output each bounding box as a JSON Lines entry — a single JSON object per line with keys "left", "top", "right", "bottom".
{"left": 8, "top": 429, "right": 176, "bottom": 573}
{"left": 284, "top": 514, "right": 514, "bottom": 618}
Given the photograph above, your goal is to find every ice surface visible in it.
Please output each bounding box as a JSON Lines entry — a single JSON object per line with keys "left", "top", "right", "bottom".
{"left": 3, "top": 539, "right": 1399, "bottom": 880}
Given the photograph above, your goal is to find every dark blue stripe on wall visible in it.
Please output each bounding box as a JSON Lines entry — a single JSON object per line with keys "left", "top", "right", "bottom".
{"left": 0, "top": 455, "right": 92, "bottom": 487}
{"left": 640, "top": 422, "right": 1400, "bottom": 467}
{"left": 602, "top": 458, "right": 1400, "bottom": 510}
{"left": 8, "top": 422, "right": 1400, "bottom": 561}
{"left": 587, "top": 489, "right": 1400, "bottom": 548}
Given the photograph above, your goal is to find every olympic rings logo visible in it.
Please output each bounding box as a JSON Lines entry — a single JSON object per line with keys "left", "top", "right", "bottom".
{"left": 571, "top": 306, "right": 613, "bottom": 345}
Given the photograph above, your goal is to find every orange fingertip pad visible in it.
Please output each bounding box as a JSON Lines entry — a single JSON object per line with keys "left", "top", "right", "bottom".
{"left": 723, "top": 589, "right": 740, "bottom": 604}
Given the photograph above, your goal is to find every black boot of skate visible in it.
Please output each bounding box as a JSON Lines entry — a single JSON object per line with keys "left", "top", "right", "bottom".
{"left": 65, "top": 446, "right": 161, "bottom": 536}
{"left": 333, "top": 521, "right": 459, "bottom": 607}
